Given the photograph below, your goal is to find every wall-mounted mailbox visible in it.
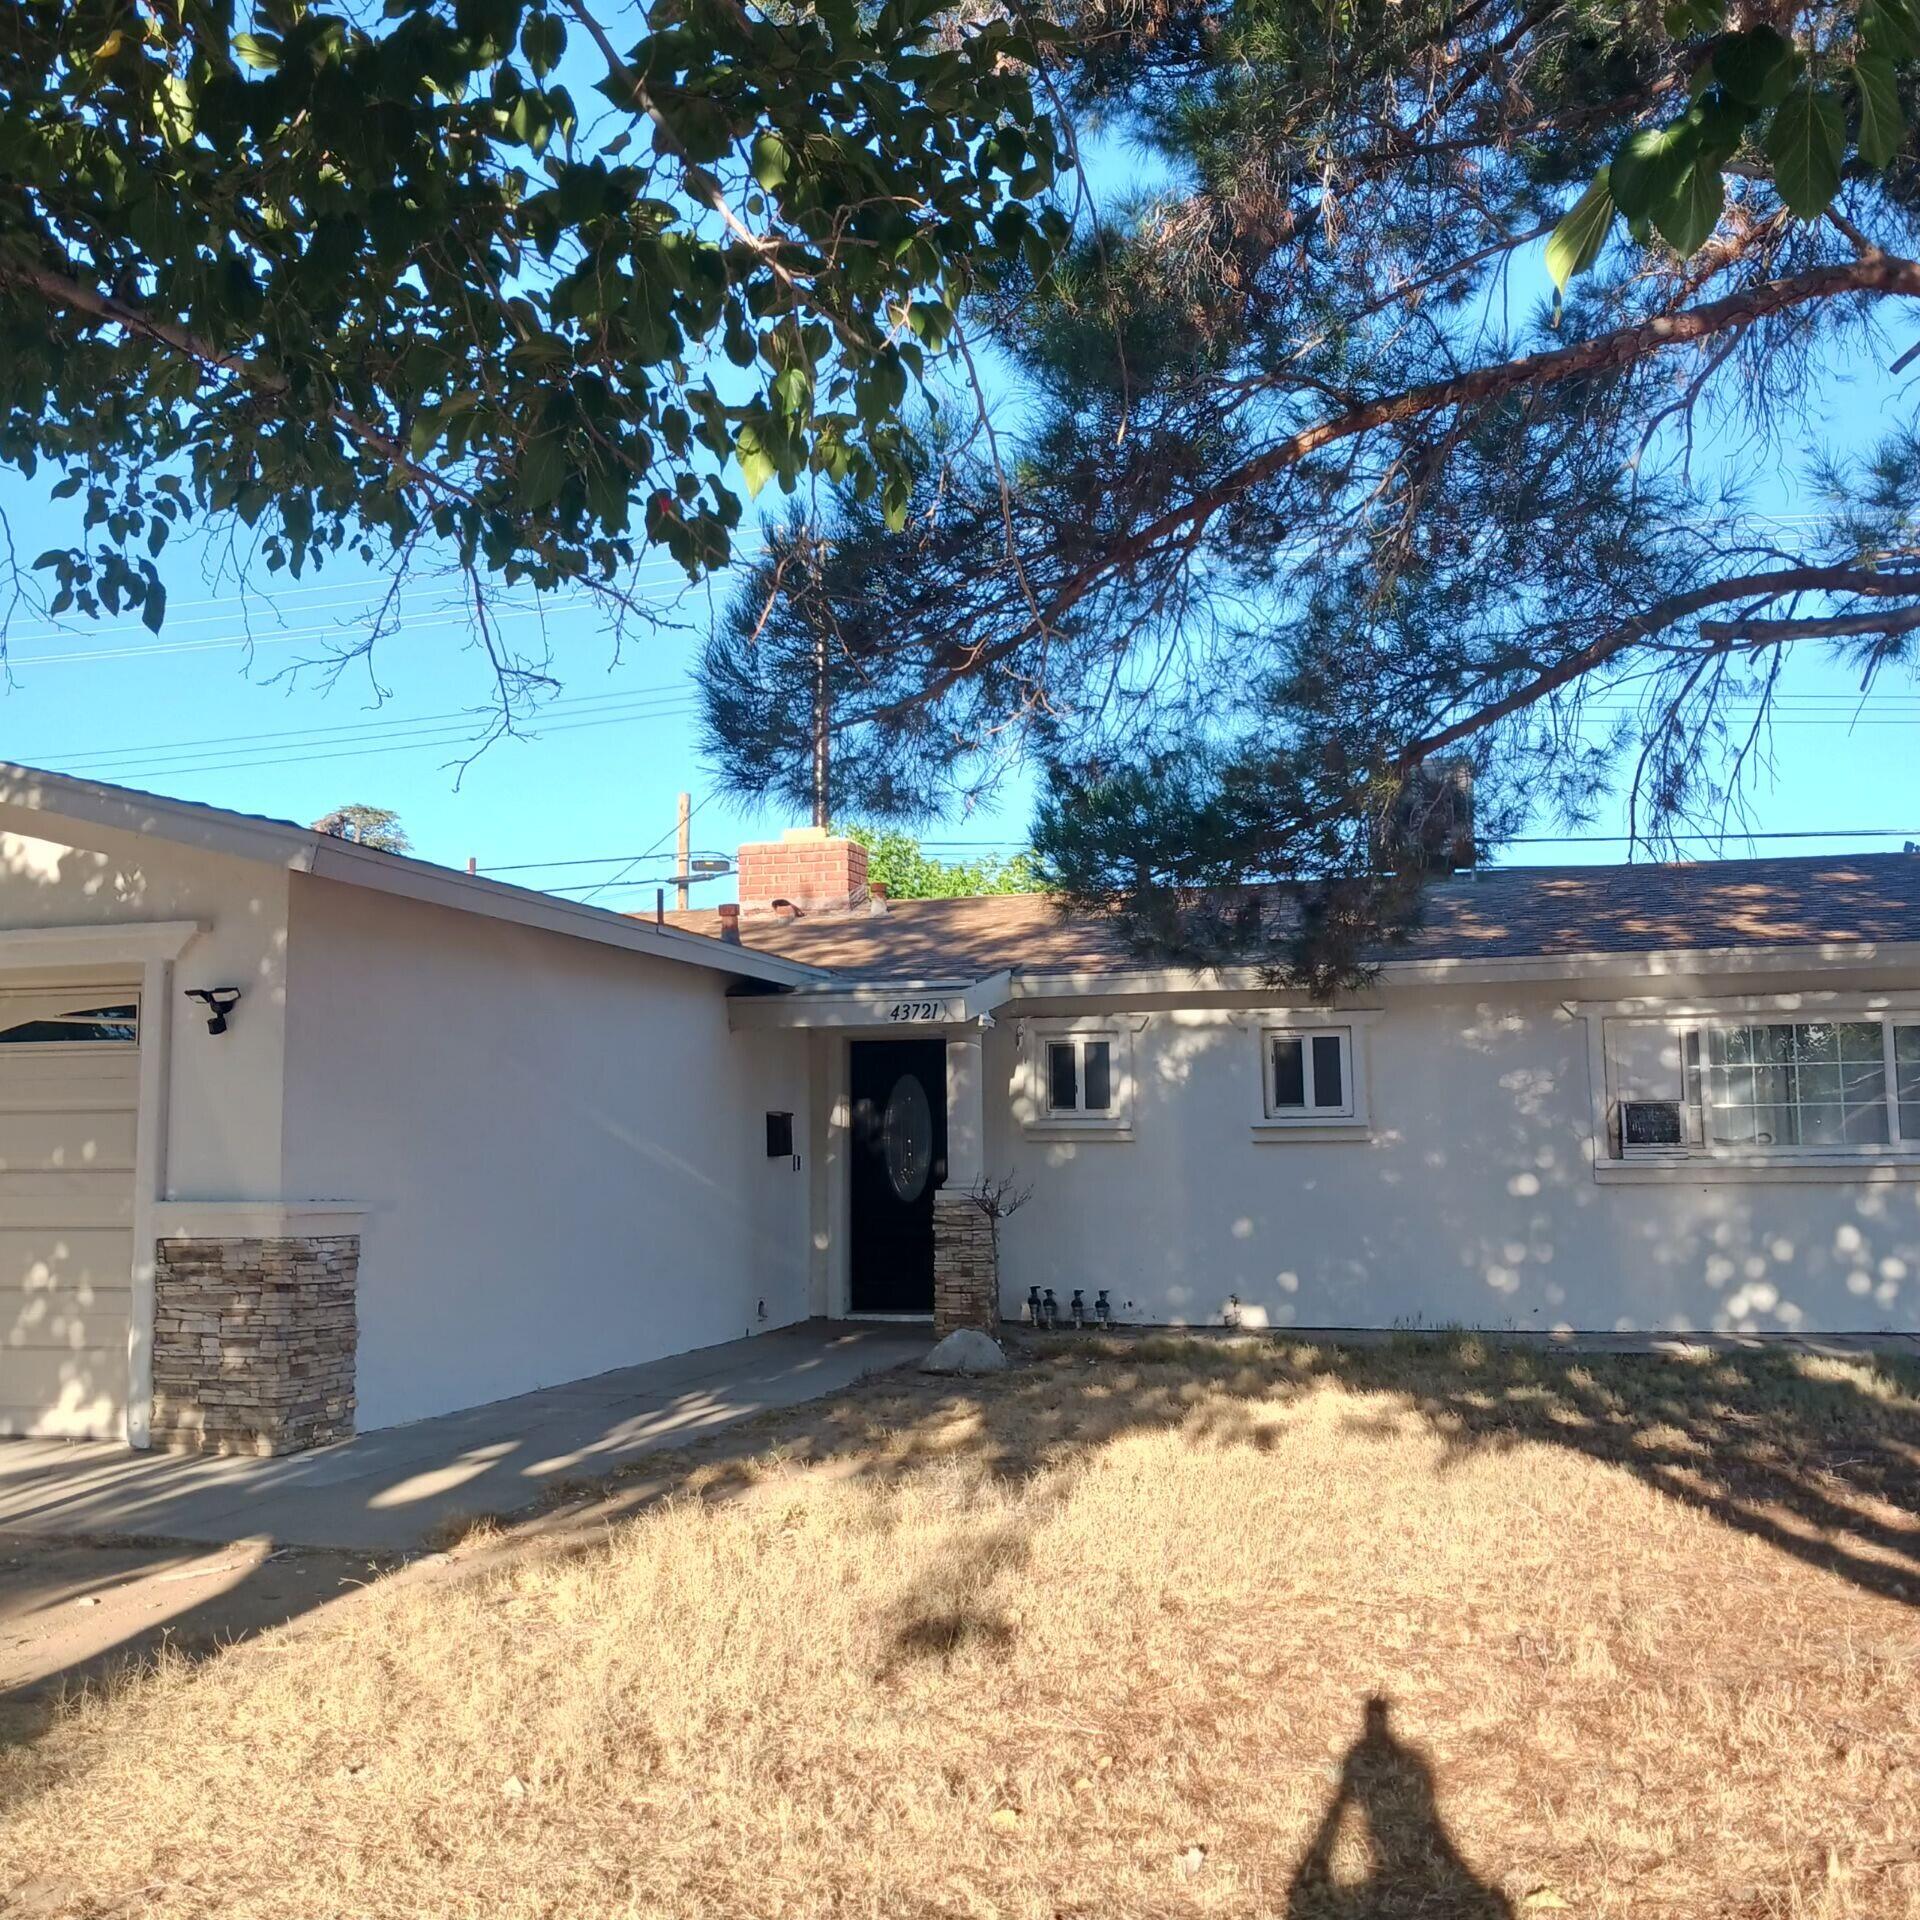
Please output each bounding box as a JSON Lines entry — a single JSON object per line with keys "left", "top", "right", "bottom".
{"left": 765, "top": 1111, "right": 795, "bottom": 1158}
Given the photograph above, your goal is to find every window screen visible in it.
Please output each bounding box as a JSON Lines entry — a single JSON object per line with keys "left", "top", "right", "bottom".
{"left": 1082, "top": 1040, "right": 1112, "bottom": 1113}
{"left": 1272, "top": 1035, "right": 1306, "bottom": 1109}
{"left": 1048, "top": 1041, "right": 1078, "bottom": 1112}
{"left": 1311, "top": 1033, "right": 1344, "bottom": 1111}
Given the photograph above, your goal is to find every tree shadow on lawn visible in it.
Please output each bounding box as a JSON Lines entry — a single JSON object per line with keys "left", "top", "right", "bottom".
{"left": 721, "top": 1330, "right": 1920, "bottom": 1617}
{"left": 5, "top": 1331, "right": 1914, "bottom": 1784}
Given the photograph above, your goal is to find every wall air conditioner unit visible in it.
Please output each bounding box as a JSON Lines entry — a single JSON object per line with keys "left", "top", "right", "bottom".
{"left": 1619, "top": 1099, "right": 1687, "bottom": 1158}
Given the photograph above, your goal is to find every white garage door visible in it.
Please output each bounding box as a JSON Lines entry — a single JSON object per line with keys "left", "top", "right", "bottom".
{"left": 0, "top": 993, "right": 140, "bottom": 1440}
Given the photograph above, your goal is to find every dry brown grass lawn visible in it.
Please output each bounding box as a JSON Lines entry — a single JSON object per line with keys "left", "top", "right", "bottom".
{"left": 4, "top": 1335, "right": 1920, "bottom": 1919}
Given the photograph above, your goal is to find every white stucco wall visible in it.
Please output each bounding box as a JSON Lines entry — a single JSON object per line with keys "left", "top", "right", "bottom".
{"left": 983, "top": 974, "right": 1920, "bottom": 1336}
{"left": 0, "top": 814, "right": 291, "bottom": 1198}
{"left": 281, "top": 874, "right": 814, "bottom": 1430}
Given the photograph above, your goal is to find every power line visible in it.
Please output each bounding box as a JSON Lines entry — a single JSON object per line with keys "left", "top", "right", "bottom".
{"left": 479, "top": 848, "right": 731, "bottom": 874}
{"left": 576, "top": 791, "right": 716, "bottom": 906}
{"left": 30, "top": 699, "right": 699, "bottom": 786}
{"left": 1508, "top": 828, "right": 1920, "bottom": 845}
{"left": 31, "top": 681, "right": 691, "bottom": 773}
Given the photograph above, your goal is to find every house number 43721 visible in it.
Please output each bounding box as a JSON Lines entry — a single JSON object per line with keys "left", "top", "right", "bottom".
{"left": 886, "top": 1000, "right": 946, "bottom": 1023}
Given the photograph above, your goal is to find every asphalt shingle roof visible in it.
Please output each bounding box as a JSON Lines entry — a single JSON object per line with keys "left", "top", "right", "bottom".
{"left": 662, "top": 853, "right": 1920, "bottom": 981}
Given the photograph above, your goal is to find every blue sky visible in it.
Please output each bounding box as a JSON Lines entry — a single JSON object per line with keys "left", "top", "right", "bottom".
{"left": 3, "top": 240, "right": 1915, "bottom": 905}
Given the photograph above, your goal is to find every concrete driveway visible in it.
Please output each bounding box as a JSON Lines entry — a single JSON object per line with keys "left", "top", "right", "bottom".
{"left": 0, "top": 1322, "right": 926, "bottom": 1553}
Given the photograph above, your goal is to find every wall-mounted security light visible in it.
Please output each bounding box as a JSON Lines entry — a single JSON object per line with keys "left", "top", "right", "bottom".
{"left": 185, "top": 987, "right": 242, "bottom": 1035}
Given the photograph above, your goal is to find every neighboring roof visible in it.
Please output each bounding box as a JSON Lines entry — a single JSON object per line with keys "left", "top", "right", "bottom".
{"left": 0, "top": 763, "right": 825, "bottom": 989}
{"left": 665, "top": 853, "right": 1920, "bottom": 982}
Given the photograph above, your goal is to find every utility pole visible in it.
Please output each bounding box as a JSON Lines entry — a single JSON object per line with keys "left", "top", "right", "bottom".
{"left": 811, "top": 619, "right": 830, "bottom": 829}
{"left": 675, "top": 790, "right": 691, "bottom": 912}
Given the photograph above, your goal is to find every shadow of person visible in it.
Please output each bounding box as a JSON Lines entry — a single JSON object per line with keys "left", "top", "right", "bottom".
{"left": 1286, "top": 1696, "right": 1513, "bottom": 1920}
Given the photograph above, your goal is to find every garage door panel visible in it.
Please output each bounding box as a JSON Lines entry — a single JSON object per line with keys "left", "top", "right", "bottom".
{"left": 0, "top": 1109, "right": 137, "bottom": 1171}
{"left": 0, "top": 1347, "right": 126, "bottom": 1438}
{"left": 0, "top": 1022, "right": 138, "bottom": 1439}
{"left": 5, "top": 1291, "right": 130, "bottom": 1350}
{"left": 0, "top": 1171, "right": 135, "bottom": 1224}
{"left": 0, "top": 1050, "right": 138, "bottom": 1100}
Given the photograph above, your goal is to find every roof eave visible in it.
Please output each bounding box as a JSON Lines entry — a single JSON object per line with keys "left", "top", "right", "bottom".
{"left": 0, "top": 761, "right": 828, "bottom": 990}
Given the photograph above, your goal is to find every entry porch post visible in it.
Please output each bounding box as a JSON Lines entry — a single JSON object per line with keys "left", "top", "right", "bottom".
{"left": 934, "top": 1028, "right": 998, "bottom": 1335}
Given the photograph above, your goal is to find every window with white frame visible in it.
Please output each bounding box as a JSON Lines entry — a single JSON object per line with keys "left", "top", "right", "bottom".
{"left": 1606, "top": 1013, "right": 1920, "bottom": 1159}
{"left": 1019, "top": 1020, "right": 1133, "bottom": 1133}
{"left": 1045, "top": 1033, "right": 1116, "bottom": 1117}
{"left": 1262, "top": 1025, "right": 1355, "bottom": 1121}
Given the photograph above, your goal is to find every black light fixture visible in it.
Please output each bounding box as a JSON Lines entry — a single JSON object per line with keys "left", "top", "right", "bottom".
{"left": 1094, "top": 1289, "right": 1113, "bottom": 1329}
{"left": 185, "top": 987, "right": 242, "bottom": 1035}
{"left": 1069, "top": 1289, "right": 1086, "bottom": 1330}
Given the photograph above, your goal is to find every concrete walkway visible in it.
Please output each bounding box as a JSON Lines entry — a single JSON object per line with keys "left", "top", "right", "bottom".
{"left": 0, "top": 1322, "right": 927, "bottom": 1552}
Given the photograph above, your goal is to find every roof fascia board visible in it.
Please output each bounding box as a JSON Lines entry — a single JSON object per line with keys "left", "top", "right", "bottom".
{"left": 1005, "top": 941, "right": 1920, "bottom": 999}
{"left": 305, "top": 840, "right": 830, "bottom": 987}
{"left": 0, "top": 764, "right": 319, "bottom": 870}
{"left": 727, "top": 968, "right": 1014, "bottom": 1030}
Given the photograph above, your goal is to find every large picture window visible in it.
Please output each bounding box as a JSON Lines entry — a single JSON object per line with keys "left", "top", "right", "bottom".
{"left": 1606, "top": 1012, "right": 1920, "bottom": 1161}
{"left": 1701, "top": 1021, "right": 1889, "bottom": 1149}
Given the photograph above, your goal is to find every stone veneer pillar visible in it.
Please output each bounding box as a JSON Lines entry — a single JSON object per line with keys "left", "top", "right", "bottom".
{"left": 150, "top": 1235, "right": 359, "bottom": 1455}
{"left": 932, "top": 1190, "right": 999, "bottom": 1336}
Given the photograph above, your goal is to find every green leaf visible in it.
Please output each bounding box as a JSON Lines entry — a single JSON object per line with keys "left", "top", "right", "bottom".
{"left": 231, "top": 31, "right": 281, "bottom": 70}
{"left": 737, "top": 435, "right": 777, "bottom": 499}
{"left": 1712, "top": 27, "right": 1799, "bottom": 110}
{"left": 517, "top": 430, "right": 569, "bottom": 511}
{"left": 881, "top": 472, "right": 911, "bottom": 532}
{"left": 770, "top": 365, "right": 812, "bottom": 417}
{"left": 521, "top": 14, "right": 565, "bottom": 78}
{"left": 1545, "top": 168, "right": 1616, "bottom": 297}
{"left": 1610, "top": 120, "right": 1698, "bottom": 221}
{"left": 1663, "top": 0, "right": 1722, "bottom": 34}
{"left": 750, "top": 133, "right": 791, "bottom": 192}
{"left": 1652, "top": 159, "right": 1725, "bottom": 255}
{"left": 1862, "top": 0, "right": 1920, "bottom": 60}
{"left": 140, "top": 580, "right": 165, "bottom": 634}
{"left": 1856, "top": 53, "right": 1906, "bottom": 170}
{"left": 1766, "top": 82, "right": 1846, "bottom": 218}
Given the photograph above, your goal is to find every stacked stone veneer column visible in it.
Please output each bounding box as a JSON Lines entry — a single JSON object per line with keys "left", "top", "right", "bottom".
{"left": 933, "top": 1191, "right": 999, "bottom": 1336}
{"left": 151, "top": 1236, "right": 358, "bottom": 1455}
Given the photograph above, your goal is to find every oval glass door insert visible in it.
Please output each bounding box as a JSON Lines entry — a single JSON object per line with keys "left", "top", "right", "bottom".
{"left": 883, "top": 1073, "right": 935, "bottom": 1202}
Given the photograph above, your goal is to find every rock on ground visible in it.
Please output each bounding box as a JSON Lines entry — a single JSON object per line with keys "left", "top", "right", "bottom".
{"left": 920, "top": 1329, "right": 1009, "bottom": 1375}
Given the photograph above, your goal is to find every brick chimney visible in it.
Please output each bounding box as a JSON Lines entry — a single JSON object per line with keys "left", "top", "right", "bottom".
{"left": 735, "top": 827, "right": 869, "bottom": 916}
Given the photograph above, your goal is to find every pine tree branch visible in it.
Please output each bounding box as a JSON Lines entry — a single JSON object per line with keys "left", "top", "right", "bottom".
{"left": 1098, "top": 255, "right": 1920, "bottom": 605}
{"left": 1696, "top": 604, "right": 1920, "bottom": 645}
{"left": 859, "top": 254, "right": 1920, "bottom": 729}
{"left": 1391, "top": 564, "right": 1920, "bottom": 771}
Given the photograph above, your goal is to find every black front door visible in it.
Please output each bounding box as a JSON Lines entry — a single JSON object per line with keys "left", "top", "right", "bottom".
{"left": 849, "top": 1038, "right": 947, "bottom": 1313}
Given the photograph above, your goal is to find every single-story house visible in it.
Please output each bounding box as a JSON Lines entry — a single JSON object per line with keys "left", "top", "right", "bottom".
{"left": 3, "top": 766, "right": 1918, "bottom": 1454}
